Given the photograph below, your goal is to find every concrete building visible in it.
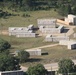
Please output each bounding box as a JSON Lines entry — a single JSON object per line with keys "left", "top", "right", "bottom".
{"left": 8, "top": 25, "right": 36, "bottom": 37}
{"left": 65, "top": 14, "right": 76, "bottom": 25}
{"left": 39, "top": 25, "right": 64, "bottom": 34}
{"left": 45, "top": 35, "right": 69, "bottom": 42}
{"left": 25, "top": 48, "right": 41, "bottom": 56}
{"left": 37, "top": 19, "right": 56, "bottom": 28}
{"left": 0, "top": 70, "right": 23, "bottom": 75}
{"left": 59, "top": 40, "right": 76, "bottom": 50}
{"left": 68, "top": 43, "right": 76, "bottom": 49}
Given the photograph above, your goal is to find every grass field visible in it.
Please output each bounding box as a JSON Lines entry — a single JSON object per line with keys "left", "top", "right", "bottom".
{"left": 22, "top": 45, "right": 76, "bottom": 67}
{"left": 0, "top": 9, "right": 62, "bottom": 29}
{"left": 0, "top": 35, "right": 56, "bottom": 52}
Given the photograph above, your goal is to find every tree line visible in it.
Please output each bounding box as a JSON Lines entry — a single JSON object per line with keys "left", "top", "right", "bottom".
{"left": 0, "top": 0, "right": 76, "bottom": 15}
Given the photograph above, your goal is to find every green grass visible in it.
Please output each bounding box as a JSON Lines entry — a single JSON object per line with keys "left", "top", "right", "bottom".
{"left": 22, "top": 45, "right": 76, "bottom": 67}
{"left": 0, "top": 35, "right": 56, "bottom": 52}
{"left": 0, "top": 9, "right": 62, "bottom": 29}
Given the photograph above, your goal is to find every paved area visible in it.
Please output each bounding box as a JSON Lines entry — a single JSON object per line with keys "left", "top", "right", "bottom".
{"left": 21, "top": 59, "right": 76, "bottom": 72}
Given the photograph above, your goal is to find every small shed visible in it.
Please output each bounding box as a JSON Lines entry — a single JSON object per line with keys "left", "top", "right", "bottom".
{"left": 25, "top": 48, "right": 41, "bottom": 56}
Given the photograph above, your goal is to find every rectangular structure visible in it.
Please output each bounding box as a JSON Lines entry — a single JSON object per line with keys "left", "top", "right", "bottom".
{"left": 59, "top": 40, "right": 76, "bottom": 50}
{"left": 37, "top": 19, "right": 56, "bottom": 28}
{"left": 39, "top": 25, "right": 64, "bottom": 34}
{"left": 65, "top": 14, "right": 76, "bottom": 25}
{"left": 8, "top": 26, "right": 36, "bottom": 37}
{"left": 0, "top": 70, "right": 23, "bottom": 75}
{"left": 25, "top": 49, "right": 41, "bottom": 56}
{"left": 16, "top": 33, "right": 36, "bottom": 37}
{"left": 45, "top": 35, "right": 69, "bottom": 42}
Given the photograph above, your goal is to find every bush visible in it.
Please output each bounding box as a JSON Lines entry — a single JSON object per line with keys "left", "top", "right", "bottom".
{"left": 18, "top": 50, "right": 30, "bottom": 63}
{"left": 0, "top": 39, "right": 11, "bottom": 52}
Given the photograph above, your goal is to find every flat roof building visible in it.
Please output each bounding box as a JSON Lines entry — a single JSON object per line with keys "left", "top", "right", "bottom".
{"left": 37, "top": 19, "right": 57, "bottom": 28}
{"left": 39, "top": 25, "right": 64, "bottom": 34}
{"left": 45, "top": 35, "right": 69, "bottom": 42}
{"left": 25, "top": 48, "right": 41, "bottom": 56}
{"left": 65, "top": 14, "right": 76, "bottom": 25}
{"left": 8, "top": 25, "right": 36, "bottom": 37}
{"left": 59, "top": 40, "right": 76, "bottom": 50}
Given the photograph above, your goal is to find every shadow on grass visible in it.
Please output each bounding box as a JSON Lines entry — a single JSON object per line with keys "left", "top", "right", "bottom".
{"left": 27, "top": 58, "right": 42, "bottom": 62}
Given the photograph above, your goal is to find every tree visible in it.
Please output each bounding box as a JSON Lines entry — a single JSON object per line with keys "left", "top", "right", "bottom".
{"left": 0, "top": 39, "right": 11, "bottom": 52}
{"left": 27, "top": 64, "right": 47, "bottom": 75}
{"left": 18, "top": 50, "right": 30, "bottom": 63}
{"left": 58, "top": 59, "right": 76, "bottom": 75}
{"left": 0, "top": 54, "right": 20, "bottom": 71}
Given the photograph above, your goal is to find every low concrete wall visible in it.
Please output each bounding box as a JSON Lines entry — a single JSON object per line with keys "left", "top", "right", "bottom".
{"left": 45, "top": 36, "right": 69, "bottom": 42}
{"left": 39, "top": 25, "right": 64, "bottom": 34}
{"left": 0, "top": 70, "right": 23, "bottom": 75}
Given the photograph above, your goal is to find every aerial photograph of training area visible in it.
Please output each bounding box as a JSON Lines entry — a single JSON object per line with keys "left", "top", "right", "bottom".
{"left": 0, "top": 0, "right": 76, "bottom": 75}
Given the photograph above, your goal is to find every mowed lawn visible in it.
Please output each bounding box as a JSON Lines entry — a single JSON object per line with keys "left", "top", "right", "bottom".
{"left": 22, "top": 45, "right": 76, "bottom": 67}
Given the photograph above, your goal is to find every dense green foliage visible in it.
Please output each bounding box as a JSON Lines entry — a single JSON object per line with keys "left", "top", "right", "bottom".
{"left": 27, "top": 64, "right": 47, "bottom": 75}
{"left": 18, "top": 50, "right": 30, "bottom": 63}
{"left": 0, "top": 0, "right": 76, "bottom": 15}
{"left": 0, "top": 53, "right": 20, "bottom": 71}
{"left": 58, "top": 59, "right": 76, "bottom": 75}
{"left": 0, "top": 39, "right": 11, "bottom": 52}
{"left": 0, "top": 39, "right": 20, "bottom": 71}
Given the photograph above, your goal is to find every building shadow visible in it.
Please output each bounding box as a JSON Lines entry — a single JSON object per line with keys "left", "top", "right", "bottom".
{"left": 62, "top": 29, "right": 69, "bottom": 33}
{"left": 27, "top": 58, "right": 42, "bottom": 62}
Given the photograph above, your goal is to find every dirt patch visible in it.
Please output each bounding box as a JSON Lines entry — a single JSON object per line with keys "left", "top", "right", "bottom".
{"left": 0, "top": 30, "right": 9, "bottom": 35}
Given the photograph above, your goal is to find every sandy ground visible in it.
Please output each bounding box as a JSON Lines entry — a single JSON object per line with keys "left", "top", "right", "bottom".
{"left": 0, "top": 30, "right": 9, "bottom": 35}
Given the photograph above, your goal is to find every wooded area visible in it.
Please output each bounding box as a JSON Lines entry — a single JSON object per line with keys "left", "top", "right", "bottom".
{"left": 0, "top": 0, "right": 76, "bottom": 15}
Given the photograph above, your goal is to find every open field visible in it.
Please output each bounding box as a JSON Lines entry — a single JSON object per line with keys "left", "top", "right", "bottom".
{"left": 0, "top": 9, "right": 62, "bottom": 29}
{"left": 22, "top": 45, "right": 76, "bottom": 67}
{"left": 0, "top": 35, "right": 56, "bottom": 52}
